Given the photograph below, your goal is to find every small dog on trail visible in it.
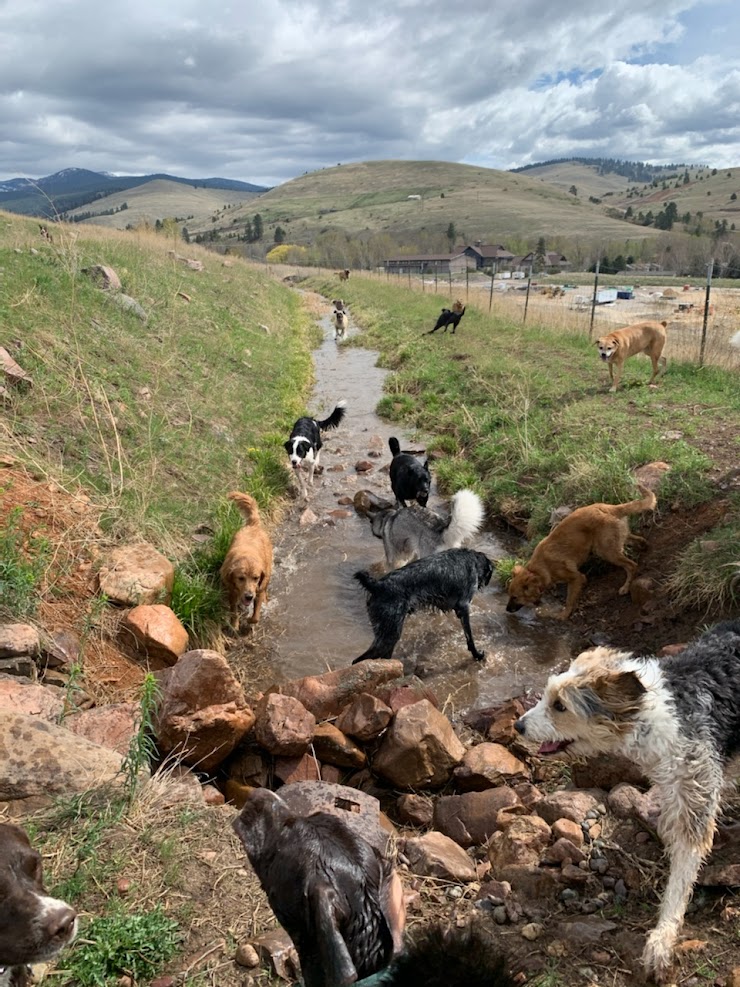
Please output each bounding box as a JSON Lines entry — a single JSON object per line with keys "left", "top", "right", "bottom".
{"left": 284, "top": 402, "right": 346, "bottom": 501}
{"left": 333, "top": 308, "right": 348, "bottom": 339}
{"left": 353, "top": 548, "right": 493, "bottom": 664}
{"left": 596, "top": 320, "right": 668, "bottom": 392}
{"left": 514, "top": 620, "right": 740, "bottom": 982}
{"left": 428, "top": 300, "right": 466, "bottom": 335}
{"left": 506, "top": 484, "right": 655, "bottom": 620}
{"left": 368, "top": 489, "right": 485, "bottom": 568}
{"left": 335, "top": 269, "right": 350, "bottom": 282}
{"left": 0, "top": 823, "right": 77, "bottom": 987}
{"left": 388, "top": 437, "right": 431, "bottom": 507}
{"left": 220, "top": 492, "right": 273, "bottom": 632}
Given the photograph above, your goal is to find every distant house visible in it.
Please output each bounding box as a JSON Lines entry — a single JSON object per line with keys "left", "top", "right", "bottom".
{"left": 513, "top": 251, "right": 570, "bottom": 272}
{"left": 460, "top": 243, "right": 515, "bottom": 270}
{"left": 384, "top": 252, "right": 469, "bottom": 275}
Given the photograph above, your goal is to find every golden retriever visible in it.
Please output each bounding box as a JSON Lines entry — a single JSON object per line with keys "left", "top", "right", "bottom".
{"left": 506, "top": 485, "right": 656, "bottom": 620}
{"left": 220, "top": 491, "right": 273, "bottom": 631}
{"left": 596, "top": 320, "right": 668, "bottom": 392}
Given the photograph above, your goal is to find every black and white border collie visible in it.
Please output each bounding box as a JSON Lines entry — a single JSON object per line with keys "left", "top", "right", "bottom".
{"left": 284, "top": 401, "right": 346, "bottom": 501}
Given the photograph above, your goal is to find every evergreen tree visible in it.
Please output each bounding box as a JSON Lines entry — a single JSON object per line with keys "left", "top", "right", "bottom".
{"left": 446, "top": 222, "right": 457, "bottom": 249}
{"left": 253, "top": 213, "right": 264, "bottom": 240}
{"left": 243, "top": 219, "right": 253, "bottom": 242}
{"left": 533, "top": 237, "right": 547, "bottom": 272}
{"left": 274, "top": 226, "right": 286, "bottom": 244}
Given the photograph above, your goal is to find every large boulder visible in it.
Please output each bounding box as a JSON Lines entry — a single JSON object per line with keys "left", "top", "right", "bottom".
{"left": 0, "top": 712, "right": 123, "bottom": 800}
{"left": 0, "top": 675, "right": 64, "bottom": 720}
{"left": 155, "top": 650, "right": 255, "bottom": 771}
{"left": 66, "top": 703, "right": 138, "bottom": 755}
{"left": 254, "top": 693, "right": 315, "bottom": 756}
{"left": 267, "top": 660, "right": 403, "bottom": 720}
{"left": 335, "top": 693, "right": 393, "bottom": 741}
{"left": 0, "top": 623, "right": 40, "bottom": 659}
{"left": 373, "top": 700, "right": 465, "bottom": 789}
{"left": 453, "top": 743, "right": 529, "bottom": 791}
{"left": 97, "top": 543, "right": 175, "bottom": 606}
{"left": 404, "top": 832, "right": 477, "bottom": 882}
{"left": 120, "top": 605, "right": 188, "bottom": 666}
{"left": 433, "top": 787, "right": 521, "bottom": 848}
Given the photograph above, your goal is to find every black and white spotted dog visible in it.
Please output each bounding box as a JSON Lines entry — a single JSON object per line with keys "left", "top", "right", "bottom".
{"left": 514, "top": 620, "right": 740, "bottom": 982}
{"left": 284, "top": 402, "right": 346, "bottom": 501}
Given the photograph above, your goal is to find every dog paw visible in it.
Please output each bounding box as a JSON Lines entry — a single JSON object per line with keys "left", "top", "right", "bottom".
{"left": 473, "top": 651, "right": 486, "bottom": 662}
{"left": 642, "top": 929, "right": 676, "bottom": 982}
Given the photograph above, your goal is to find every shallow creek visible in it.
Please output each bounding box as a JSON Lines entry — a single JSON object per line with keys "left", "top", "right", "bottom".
{"left": 234, "top": 309, "right": 575, "bottom": 710}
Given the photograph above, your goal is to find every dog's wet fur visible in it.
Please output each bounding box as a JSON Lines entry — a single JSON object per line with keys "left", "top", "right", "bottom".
{"left": 284, "top": 402, "right": 346, "bottom": 500}
{"left": 353, "top": 548, "right": 492, "bottom": 664}
{"left": 388, "top": 437, "right": 431, "bottom": 507}
{"left": 515, "top": 620, "right": 740, "bottom": 981}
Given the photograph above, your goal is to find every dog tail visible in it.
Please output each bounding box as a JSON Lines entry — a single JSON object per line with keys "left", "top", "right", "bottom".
{"left": 354, "top": 569, "right": 381, "bottom": 595}
{"left": 443, "top": 490, "right": 485, "bottom": 548}
{"left": 317, "top": 401, "right": 347, "bottom": 431}
{"left": 613, "top": 483, "right": 657, "bottom": 517}
{"left": 228, "top": 491, "right": 261, "bottom": 526}
{"left": 388, "top": 437, "right": 401, "bottom": 457}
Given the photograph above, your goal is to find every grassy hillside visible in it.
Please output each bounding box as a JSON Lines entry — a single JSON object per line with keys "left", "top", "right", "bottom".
{"left": 0, "top": 212, "right": 316, "bottom": 548}
{"left": 615, "top": 166, "right": 740, "bottom": 225}
{"left": 63, "top": 179, "right": 259, "bottom": 230}
{"left": 198, "top": 159, "right": 666, "bottom": 247}
{"left": 518, "top": 160, "right": 632, "bottom": 199}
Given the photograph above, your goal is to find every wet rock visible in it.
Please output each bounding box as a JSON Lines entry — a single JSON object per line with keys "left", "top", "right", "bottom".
{"left": 97, "top": 543, "right": 175, "bottom": 606}
{"left": 336, "top": 496, "right": 353, "bottom": 506}
{"left": 120, "top": 605, "right": 188, "bottom": 665}
{"left": 335, "top": 692, "right": 393, "bottom": 741}
{"left": 254, "top": 693, "right": 315, "bottom": 756}
{"left": 354, "top": 460, "right": 374, "bottom": 473}
{"left": 0, "top": 623, "right": 40, "bottom": 659}
{"left": 155, "top": 650, "right": 255, "bottom": 770}
{"left": 0, "top": 712, "right": 124, "bottom": 800}
{"left": 535, "top": 790, "right": 604, "bottom": 825}
{"left": 0, "top": 675, "right": 64, "bottom": 720}
{"left": 453, "top": 743, "right": 529, "bottom": 791}
{"left": 66, "top": 703, "right": 138, "bottom": 755}
{"left": 327, "top": 509, "right": 352, "bottom": 519}
{"left": 268, "top": 659, "right": 403, "bottom": 720}
{"left": 396, "top": 793, "right": 434, "bottom": 828}
{"left": 298, "top": 507, "right": 318, "bottom": 526}
{"left": 373, "top": 699, "right": 465, "bottom": 789}
{"left": 376, "top": 675, "right": 440, "bottom": 712}
{"left": 274, "top": 753, "right": 320, "bottom": 785}
{"left": 311, "top": 722, "right": 366, "bottom": 768}
{"left": 434, "top": 787, "right": 520, "bottom": 848}
{"left": 404, "top": 832, "right": 477, "bottom": 883}
{"left": 352, "top": 489, "right": 394, "bottom": 516}
{"left": 571, "top": 755, "right": 648, "bottom": 791}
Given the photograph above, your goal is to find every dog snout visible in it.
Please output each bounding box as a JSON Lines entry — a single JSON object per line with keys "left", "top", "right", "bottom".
{"left": 514, "top": 718, "right": 525, "bottom": 735}
{"left": 44, "top": 900, "right": 77, "bottom": 944}
{"left": 506, "top": 599, "right": 523, "bottom": 613}
{"left": 600, "top": 352, "right": 608, "bottom": 361}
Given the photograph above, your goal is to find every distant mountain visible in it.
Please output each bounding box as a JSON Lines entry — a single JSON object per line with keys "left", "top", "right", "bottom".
{"left": 0, "top": 167, "right": 267, "bottom": 218}
{"left": 511, "top": 157, "right": 690, "bottom": 186}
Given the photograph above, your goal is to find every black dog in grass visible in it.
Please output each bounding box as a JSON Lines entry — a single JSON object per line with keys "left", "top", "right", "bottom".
{"left": 427, "top": 302, "right": 466, "bottom": 335}
{"left": 388, "top": 437, "right": 431, "bottom": 507}
{"left": 353, "top": 548, "right": 492, "bottom": 664}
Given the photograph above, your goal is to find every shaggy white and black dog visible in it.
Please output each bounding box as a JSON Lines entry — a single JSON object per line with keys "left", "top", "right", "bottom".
{"left": 284, "top": 402, "right": 346, "bottom": 501}
{"left": 514, "top": 620, "right": 740, "bottom": 982}
{"left": 353, "top": 548, "right": 492, "bottom": 664}
{"left": 368, "top": 490, "right": 485, "bottom": 568}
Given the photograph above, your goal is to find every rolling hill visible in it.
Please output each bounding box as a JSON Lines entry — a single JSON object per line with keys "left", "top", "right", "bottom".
{"left": 193, "top": 159, "right": 672, "bottom": 250}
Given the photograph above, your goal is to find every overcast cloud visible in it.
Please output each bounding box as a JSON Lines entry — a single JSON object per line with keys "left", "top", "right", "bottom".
{"left": 1, "top": 0, "right": 738, "bottom": 185}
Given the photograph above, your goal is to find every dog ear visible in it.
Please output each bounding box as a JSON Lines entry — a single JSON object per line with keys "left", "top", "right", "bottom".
{"left": 569, "top": 671, "right": 646, "bottom": 721}
{"left": 308, "top": 881, "right": 357, "bottom": 987}
{"left": 283, "top": 440, "right": 292, "bottom": 454}
{"left": 512, "top": 564, "right": 524, "bottom": 575}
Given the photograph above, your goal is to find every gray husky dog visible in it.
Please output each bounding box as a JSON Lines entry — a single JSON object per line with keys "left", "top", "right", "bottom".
{"left": 369, "top": 490, "right": 485, "bottom": 568}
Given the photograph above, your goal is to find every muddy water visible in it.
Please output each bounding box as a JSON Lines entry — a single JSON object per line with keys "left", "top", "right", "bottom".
{"left": 240, "top": 310, "right": 575, "bottom": 710}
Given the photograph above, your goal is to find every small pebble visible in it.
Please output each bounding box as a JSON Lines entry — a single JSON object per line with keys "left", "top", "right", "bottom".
{"left": 614, "top": 879, "right": 628, "bottom": 899}
{"left": 560, "top": 888, "right": 578, "bottom": 902}
{"left": 447, "top": 886, "right": 463, "bottom": 899}
{"left": 235, "top": 944, "right": 260, "bottom": 968}
{"left": 581, "top": 900, "right": 599, "bottom": 914}
{"left": 585, "top": 809, "right": 599, "bottom": 820}
{"left": 601, "top": 876, "right": 616, "bottom": 890}
{"left": 596, "top": 804, "right": 607, "bottom": 816}
{"left": 493, "top": 906, "right": 508, "bottom": 925}
{"left": 591, "top": 950, "right": 611, "bottom": 964}
{"left": 521, "top": 923, "right": 543, "bottom": 941}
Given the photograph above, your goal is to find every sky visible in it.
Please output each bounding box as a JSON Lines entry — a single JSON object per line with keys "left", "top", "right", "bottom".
{"left": 1, "top": 0, "right": 739, "bottom": 186}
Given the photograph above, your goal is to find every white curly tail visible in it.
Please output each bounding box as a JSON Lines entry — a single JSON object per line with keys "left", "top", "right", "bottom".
{"left": 443, "top": 490, "right": 485, "bottom": 548}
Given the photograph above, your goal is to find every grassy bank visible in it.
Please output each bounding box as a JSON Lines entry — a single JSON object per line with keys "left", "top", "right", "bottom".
{"left": 307, "top": 273, "right": 739, "bottom": 606}
{"left": 0, "top": 214, "right": 318, "bottom": 550}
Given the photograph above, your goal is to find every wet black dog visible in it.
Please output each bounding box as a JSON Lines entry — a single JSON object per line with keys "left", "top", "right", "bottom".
{"left": 233, "top": 789, "right": 401, "bottom": 987}
{"left": 353, "top": 548, "right": 492, "bottom": 664}
{"left": 427, "top": 305, "right": 466, "bottom": 335}
{"left": 388, "top": 437, "right": 431, "bottom": 507}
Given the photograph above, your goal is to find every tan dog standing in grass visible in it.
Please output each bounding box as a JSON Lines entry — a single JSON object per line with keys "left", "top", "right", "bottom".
{"left": 506, "top": 485, "right": 656, "bottom": 620}
{"left": 596, "top": 320, "right": 668, "bottom": 392}
{"left": 220, "top": 491, "right": 273, "bottom": 632}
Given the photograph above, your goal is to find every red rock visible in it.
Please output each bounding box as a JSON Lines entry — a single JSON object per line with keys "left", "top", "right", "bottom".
{"left": 535, "top": 790, "right": 603, "bottom": 825}
{"left": 571, "top": 755, "right": 648, "bottom": 790}
{"left": 254, "top": 693, "right": 315, "bottom": 756}
{"left": 453, "top": 743, "right": 529, "bottom": 791}
{"left": 335, "top": 692, "right": 393, "bottom": 741}
{"left": 541, "top": 838, "right": 586, "bottom": 865}
{"left": 97, "top": 543, "right": 175, "bottom": 606}
{"left": 120, "top": 605, "right": 188, "bottom": 666}
{"left": 434, "top": 787, "right": 521, "bottom": 848}
{"left": 377, "top": 676, "right": 440, "bottom": 712}
{"left": 0, "top": 623, "right": 40, "bottom": 658}
{"left": 0, "top": 677, "right": 64, "bottom": 720}
{"left": 513, "top": 781, "right": 544, "bottom": 810}
{"left": 320, "top": 764, "right": 344, "bottom": 784}
{"left": 327, "top": 509, "right": 352, "bottom": 519}
{"left": 268, "top": 659, "right": 403, "bottom": 720}
{"left": 373, "top": 700, "right": 465, "bottom": 789}
{"left": 202, "top": 784, "right": 225, "bottom": 806}
{"left": 274, "top": 753, "right": 320, "bottom": 784}
{"left": 552, "top": 818, "right": 584, "bottom": 847}
{"left": 354, "top": 460, "right": 374, "bottom": 473}
{"left": 488, "top": 815, "right": 552, "bottom": 876}
{"left": 310, "top": 722, "right": 366, "bottom": 768}
{"left": 66, "top": 703, "right": 138, "bottom": 755}
{"left": 607, "top": 783, "right": 660, "bottom": 831}
{"left": 155, "top": 650, "right": 255, "bottom": 771}
{"left": 396, "top": 793, "right": 434, "bottom": 828}
{"left": 38, "top": 627, "right": 80, "bottom": 670}
{"left": 404, "top": 832, "right": 477, "bottom": 882}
